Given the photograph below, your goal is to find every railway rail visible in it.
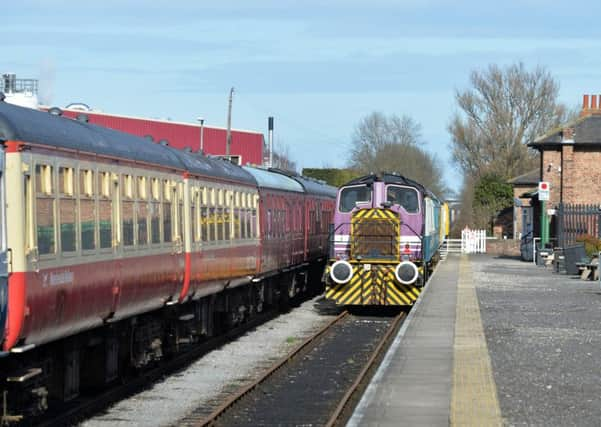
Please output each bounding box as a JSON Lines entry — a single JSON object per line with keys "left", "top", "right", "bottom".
{"left": 188, "top": 308, "right": 406, "bottom": 427}
{"left": 34, "top": 309, "right": 283, "bottom": 427}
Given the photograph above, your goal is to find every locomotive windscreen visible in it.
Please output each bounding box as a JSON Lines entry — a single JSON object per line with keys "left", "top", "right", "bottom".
{"left": 339, "top": 185, "right": 372, "bottom": 212}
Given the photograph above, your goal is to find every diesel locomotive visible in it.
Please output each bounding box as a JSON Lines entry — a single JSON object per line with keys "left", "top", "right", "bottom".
{"left": 324, "top": 173, "right": 449, "bottom": 306}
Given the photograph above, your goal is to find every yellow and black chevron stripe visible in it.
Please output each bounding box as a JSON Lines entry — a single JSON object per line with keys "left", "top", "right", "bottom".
{"left": 325, "top": 264, "right": 420, "bottom": 306}
{"left": 352, "top": 207, "right": 398, "bottom": 221}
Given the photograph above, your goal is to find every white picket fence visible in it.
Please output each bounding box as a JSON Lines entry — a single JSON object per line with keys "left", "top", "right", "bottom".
{"left": 441, "top": 228, "right": 487, "bottom": 257}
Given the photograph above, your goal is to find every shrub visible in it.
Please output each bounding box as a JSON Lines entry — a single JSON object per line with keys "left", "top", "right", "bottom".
{"left": 575, "top": 234, "right": 601, "bottom": 257}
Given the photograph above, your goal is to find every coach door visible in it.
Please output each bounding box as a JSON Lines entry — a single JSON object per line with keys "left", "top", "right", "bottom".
{"left": 0, "top": 148, "right": 7, "bottom": 335}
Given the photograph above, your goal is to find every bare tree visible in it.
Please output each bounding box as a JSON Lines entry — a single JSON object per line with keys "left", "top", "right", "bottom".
{"left": 449, "top": 62, "right": 572, "bottom": 180}
{"left": 272, "top": 143, "right": 297, "bottom": 172}
{"left": 349, "top": 112, "right": 447, "bottom": 196}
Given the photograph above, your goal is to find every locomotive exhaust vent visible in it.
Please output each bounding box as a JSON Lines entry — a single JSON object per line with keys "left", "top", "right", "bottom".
{"left": 330, "top": 260, "right": 353, "bottom": 284}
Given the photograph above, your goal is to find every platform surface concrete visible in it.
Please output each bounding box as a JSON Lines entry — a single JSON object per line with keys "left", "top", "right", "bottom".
{"left": 348, "top": 254, "right": 601, "bottom": 427}
{"left": 348, "top": 254, "right": 463, "bottom": 427}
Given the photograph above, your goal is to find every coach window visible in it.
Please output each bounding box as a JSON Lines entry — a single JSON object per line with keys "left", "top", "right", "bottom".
{"left": 207, "top": 188, "right": 217, "bottom": 242}
{"left": 213, "top": 189, "right": 221, "bottom": 241}
{"left": 150, "top": 178, "right": 161, "bottom": 244}
{"left": 339, "top": 185, "right": 372, "bottom": 213}
{"left": 98, "top": 171, "right": 113, "bottom": 249}
{"left": 224, "top": 190, "right": 232, "bottom": 241}
{"left": 191, "top": 188, "right": 198, "bottom": 243}
{"left": 177, "top": 182, "right": 184, "bottom": 243}
{"left": 163, "top": 180, "right": 172, "bottom": 243}
{"left": 251, "top": 195, "right": 258, "bottom": 238}
{"left": 386, "top": 186, "right": 419, "bottom": 213}
{"left": 35, "top": 164, "right": 55, "bottom": 255}
{"left": 59, "top": 166, "right": 76, "bottom": 253}
{"left": 121, "top": 174, "right": 135, "bottom": 247}
{"left": 200, "top": 187, "right": 208, "bottom": 242}
{"left": 80, "top": 169, "right": 96, "bottom": 251}
{"left": 137, "top": 176, "right": 149, "bottom": 246}
{"left": 245, "top": 193, "right": 252, "bottom": 239}
{"left": 239, "top": 192, "right": 244, "bottom": 240}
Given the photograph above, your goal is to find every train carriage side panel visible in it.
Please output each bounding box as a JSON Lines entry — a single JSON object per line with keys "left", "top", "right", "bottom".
{"left": 0, "top": 144, "right": 7, "bottom": 347}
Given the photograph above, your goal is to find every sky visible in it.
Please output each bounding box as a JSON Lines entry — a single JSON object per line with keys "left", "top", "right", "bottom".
{"left": 4, "top": 0, "right": 601, "bottom": 194}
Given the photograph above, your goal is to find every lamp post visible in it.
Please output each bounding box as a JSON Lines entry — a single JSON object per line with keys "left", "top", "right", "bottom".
{"left": 197, "top": 117, "right": 204, "bottom": 153}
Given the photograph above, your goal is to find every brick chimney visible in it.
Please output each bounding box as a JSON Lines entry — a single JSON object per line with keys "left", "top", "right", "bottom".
{"left": 580, "top": 94, "right": 601, "bottom": 117}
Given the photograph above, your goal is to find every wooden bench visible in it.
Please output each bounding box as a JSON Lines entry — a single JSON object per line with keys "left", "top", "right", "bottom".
{"left": 576, "top": 258, "right": 599, "bottom": 280}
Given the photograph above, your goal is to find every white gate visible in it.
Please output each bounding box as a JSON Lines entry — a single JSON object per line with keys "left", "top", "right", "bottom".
{"left": 461, "top": 228, "right": 486, "bottom": 254}
{"left": 440, "top": 228, "right": 487, "bottom": 258}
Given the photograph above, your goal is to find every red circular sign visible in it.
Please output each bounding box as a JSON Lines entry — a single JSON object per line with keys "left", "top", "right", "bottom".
{"left": 540, "top": 182, "right": 548, "bottom": 190}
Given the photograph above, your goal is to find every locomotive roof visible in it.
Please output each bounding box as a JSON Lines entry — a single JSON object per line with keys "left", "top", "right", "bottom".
{"left": 268, "top": 168, "right": 337, "bottom": 198}
{"left": 0, "top": 102, "right": 256, "bottom": 185}
{"left": 344, "top": 172, "right": 439, "bottom": 200}
{"left": 242, "top": 166, "right": 304, "bottom": 193}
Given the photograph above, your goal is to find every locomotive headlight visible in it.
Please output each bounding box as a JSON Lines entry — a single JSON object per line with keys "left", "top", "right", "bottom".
{"left": 394, "top": 261, "right": 419, "bottom": 285}
{"left": 330, "top": 260, "right": 353, "bottom": 284}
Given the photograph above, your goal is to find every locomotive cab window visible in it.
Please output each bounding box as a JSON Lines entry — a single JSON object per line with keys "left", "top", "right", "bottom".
{"left": 339, "top": 185, "right": 372, "bottom": 213}
{"left": 386, "top": 186, "right": 419, "bottom": 213}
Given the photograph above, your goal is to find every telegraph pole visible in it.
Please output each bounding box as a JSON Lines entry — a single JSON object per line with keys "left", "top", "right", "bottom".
{"left": 226, "top": 87, "right": 234, "bottom": 157}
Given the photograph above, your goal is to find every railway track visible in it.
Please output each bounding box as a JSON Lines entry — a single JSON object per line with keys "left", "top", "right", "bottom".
{"left": 186, "top": 308, "right": 406, "bottom": 427}
{"left": 35, "top": 309, "right": 282, "bottom": 427}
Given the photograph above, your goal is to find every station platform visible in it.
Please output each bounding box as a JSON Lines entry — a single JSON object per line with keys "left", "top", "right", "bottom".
{"left": 347, "top": 253, "right": 601, "bottom": 426}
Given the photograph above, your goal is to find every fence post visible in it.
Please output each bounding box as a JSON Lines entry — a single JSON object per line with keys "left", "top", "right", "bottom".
{"left": 557, "top": 203, "right": 563, "bottom": 248}
{"left": 482, "top": 230, "right": 486, "bottom": 253}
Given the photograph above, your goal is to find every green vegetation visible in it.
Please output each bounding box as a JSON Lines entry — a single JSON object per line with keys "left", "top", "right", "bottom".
{"left": 302, "top": 168, "right": 359, "bottom": 187}
{"left": 576, "top": 234, "right": 601, "bottom": 258}
{"left": 473, "top": 173, "right": 513, "bottom": 233}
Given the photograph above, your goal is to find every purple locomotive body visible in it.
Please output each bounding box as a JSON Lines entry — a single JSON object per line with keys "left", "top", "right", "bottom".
{"left": 331, "top": 181, "right": 423, "bottom": 262}
{"left": 325, "top": 173, "right": 443, "bottom": 306}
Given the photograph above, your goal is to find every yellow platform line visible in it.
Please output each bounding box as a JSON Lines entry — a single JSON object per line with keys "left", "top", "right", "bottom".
{"left": 451, "top": 255, "right": 502, "bottom": 426}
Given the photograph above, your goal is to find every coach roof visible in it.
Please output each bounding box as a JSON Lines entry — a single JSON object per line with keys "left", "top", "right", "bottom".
{"left": 243, "top": 166, "right": 304, "bottom": 193}
{"left": 268, "top": 168, "right": 337, "bottom": 198}
{"left": 0, "top": 102, "right": 256, "bottom": 185}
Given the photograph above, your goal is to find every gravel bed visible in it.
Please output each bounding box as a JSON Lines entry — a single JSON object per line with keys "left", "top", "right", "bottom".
{"left": 80, "top": 296, "right": 337, "bottom": 427}
{"left": 473, "top": 255, "right": 601, "bottom": 427}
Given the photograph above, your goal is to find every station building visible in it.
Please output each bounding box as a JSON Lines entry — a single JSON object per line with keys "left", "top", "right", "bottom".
{"left": 529, "top": 94, "right": 601, "bottom": 207}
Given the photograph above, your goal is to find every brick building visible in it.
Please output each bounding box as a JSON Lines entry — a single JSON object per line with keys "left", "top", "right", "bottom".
{"left": 508, "top": 169, "right": 539, "bottom": 239}
{"left": 528, "top": 94, "right": 601, "bottom": 207}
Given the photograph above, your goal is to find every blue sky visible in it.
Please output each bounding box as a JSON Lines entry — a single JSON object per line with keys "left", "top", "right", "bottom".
{"left": 4, "top": 0, "right": 601, "bottom": 193}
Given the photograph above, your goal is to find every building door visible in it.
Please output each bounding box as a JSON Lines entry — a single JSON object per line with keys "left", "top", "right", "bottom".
{"left": 520, "top": 207, "right": 534, "bottom": 261}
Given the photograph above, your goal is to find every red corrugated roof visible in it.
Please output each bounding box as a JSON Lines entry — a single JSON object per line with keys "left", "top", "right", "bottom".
{"left": 53, "top": 108, "right": 264, "bottom": 166}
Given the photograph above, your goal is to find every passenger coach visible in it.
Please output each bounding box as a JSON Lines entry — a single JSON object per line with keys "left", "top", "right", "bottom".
{"left": 0, "top": 101, "right": 336, "bottom": 420}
